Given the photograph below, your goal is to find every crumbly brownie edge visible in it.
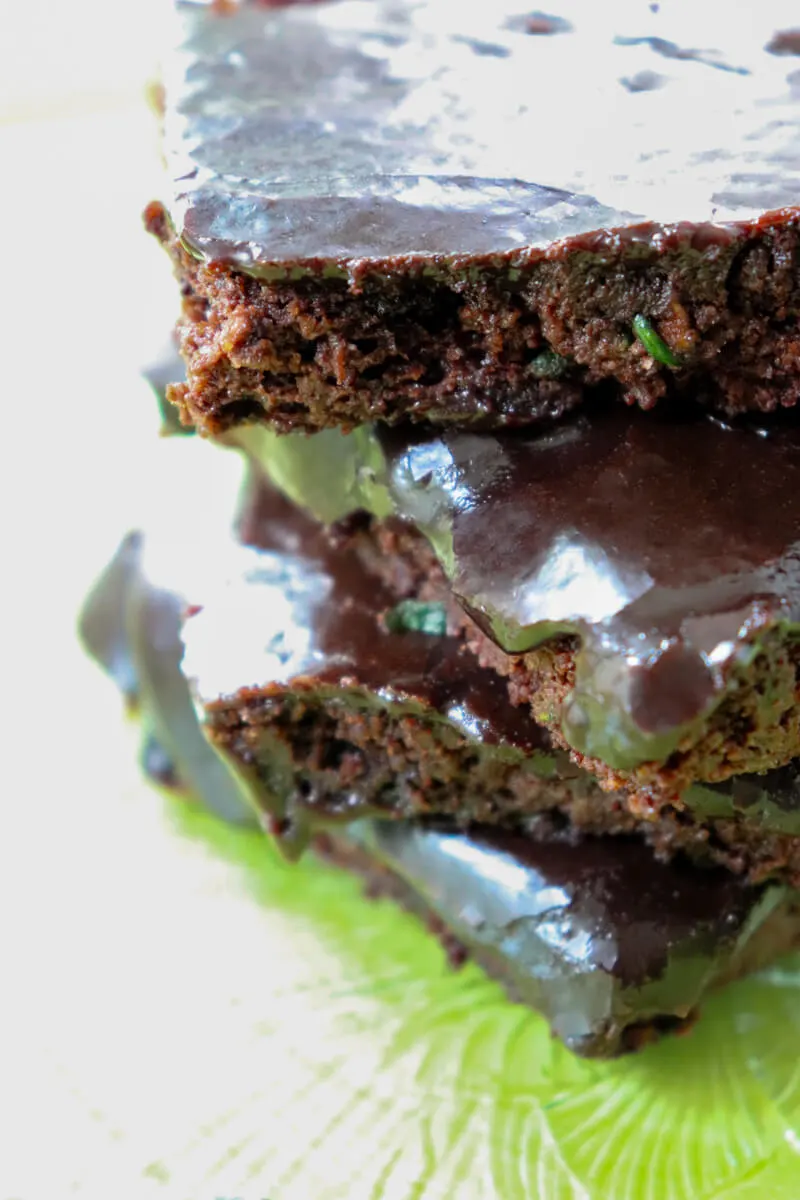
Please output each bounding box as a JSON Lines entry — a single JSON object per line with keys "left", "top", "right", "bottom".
{"left": 145, "top": 202, "right": 800, "bottom": 433}
{"left": 201, "top": 655, "right": 800, "bottom": 886}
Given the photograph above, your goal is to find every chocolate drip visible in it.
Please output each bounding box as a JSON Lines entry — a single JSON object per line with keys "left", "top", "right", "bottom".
{"left": 387, "top": 408, "right": 800, "bottom": 766}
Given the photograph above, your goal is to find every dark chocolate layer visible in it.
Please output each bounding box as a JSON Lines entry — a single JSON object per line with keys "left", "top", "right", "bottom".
{"left": 325, "top": 820, "right": 793, "bottom": 1057}
{"left": 164, "top": 0, "right": 799, "bottom": 266}
{"left": 238, "top": 404, "right": 800, "bottom": 782}
{"left": 174, "top": 483, "right": 575, "bottom": 854}
{"left": 78, "top": 529, "right": 800, "bottom": 1056}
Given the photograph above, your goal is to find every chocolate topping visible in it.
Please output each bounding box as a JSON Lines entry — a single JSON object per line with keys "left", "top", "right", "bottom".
{"left": 240, "top": 404, "right": 800, "bottom": 770}
{"left": 339, "top": 820, "right": 787, "bottom": 1055}
{"left": 388, "top": 409, "right": 800, "bottom": 769}
{"left": 192, "top": 481, "right": 544, "bottom": 755}
{"left": 164, "top": 0, "right": 800, "bottom": 271}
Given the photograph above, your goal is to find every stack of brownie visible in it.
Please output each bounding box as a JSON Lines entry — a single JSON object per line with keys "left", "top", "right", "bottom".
{"left": 81, "top": 0, "right": 800, "bottom": 1056}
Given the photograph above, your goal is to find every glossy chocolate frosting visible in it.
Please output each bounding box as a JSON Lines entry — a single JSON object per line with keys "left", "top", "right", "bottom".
{"left": 80, "top": 476, "right": 561, "bottom": 835}
{"left": 78, "top": 523, "right": 796, "bottom": 1056}
{"left": 164, "top": 0, "right": 800, "bottom": 273}
{"left": 239, "top": 403, "right": 800, "bottom": 770}
{"left": 345, "top": 820, "right": 786, "bottom": 1056}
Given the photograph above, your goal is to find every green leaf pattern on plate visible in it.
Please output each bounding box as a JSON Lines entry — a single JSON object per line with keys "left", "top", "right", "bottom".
{"left": 142, "top": 798, "right": 800, "bottom": 1199}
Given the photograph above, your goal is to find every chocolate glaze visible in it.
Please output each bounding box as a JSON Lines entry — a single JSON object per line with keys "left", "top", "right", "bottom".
{"left": 163, "top": 0, "right": 800, "bottom": 274}
{"left": 80, "top": 479, "right": 563, "bottom": 845}
{"left": 343, "top": 820, "right": 787, "bottom": 1056}
{"left": 224, "top": 505, "right": 534, "bottom": 756}
{"left": 239, "top": 404, "right": 800, "bottom": 770}
{"left": 200, "top": 482, "right": 545, "bottom": 757}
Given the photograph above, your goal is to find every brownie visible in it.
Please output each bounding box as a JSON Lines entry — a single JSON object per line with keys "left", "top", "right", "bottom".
{"left": 148, "top": 1, "right": 800, "bottom": 434}
{"left": 80, "top": 464, "right": 800, "bottom": 882}
{"left": 79, "top": 527, "right": 800, "bottom": 1056}
{"left": 234, "top": 402, "right": 800, "bottom": 803}
{"left": 77, "top": 498, "right": 800, "bottom": 1058}
{"left": 316, "top": 821, "right": 800, "bottom": 1058}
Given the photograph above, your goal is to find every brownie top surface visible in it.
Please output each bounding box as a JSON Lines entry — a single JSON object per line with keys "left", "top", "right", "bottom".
{"left": 164, "top": 0, "right": 800, "bottom": 267}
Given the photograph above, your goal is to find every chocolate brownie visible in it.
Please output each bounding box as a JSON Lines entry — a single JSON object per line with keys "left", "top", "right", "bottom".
{"left": 234, "top": 403, "right": 800, "bottom": 802}
{"left": 80, "top": 462, "right": 800, "bottom": 882}
{"left": 148, "top": 0, "right": 800, "bottom": 433}
{"left": 77, "top": 495, "right": 800, "bottom": 1057}
{"left": 316, "top": 821, "right": 800, "bottom": 1058}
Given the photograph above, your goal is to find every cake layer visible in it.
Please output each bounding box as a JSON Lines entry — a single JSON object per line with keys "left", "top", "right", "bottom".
{"left": 80, "top": 466, "right": 800, "bottom": 881}
{"left": 150, "top": 0, "right": 800, "bottom": 432}
{"left": 236, "top": 403, "right": 800, "bottom": 799}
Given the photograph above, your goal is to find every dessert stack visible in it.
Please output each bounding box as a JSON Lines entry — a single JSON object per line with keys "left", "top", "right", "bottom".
{"left": 81, "top": 0, "right": 800, "bottom": 1056}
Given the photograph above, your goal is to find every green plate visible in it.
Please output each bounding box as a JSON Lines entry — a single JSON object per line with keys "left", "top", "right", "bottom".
{"left": 160, "top": 800, "right": 800, "bottom": 1200}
